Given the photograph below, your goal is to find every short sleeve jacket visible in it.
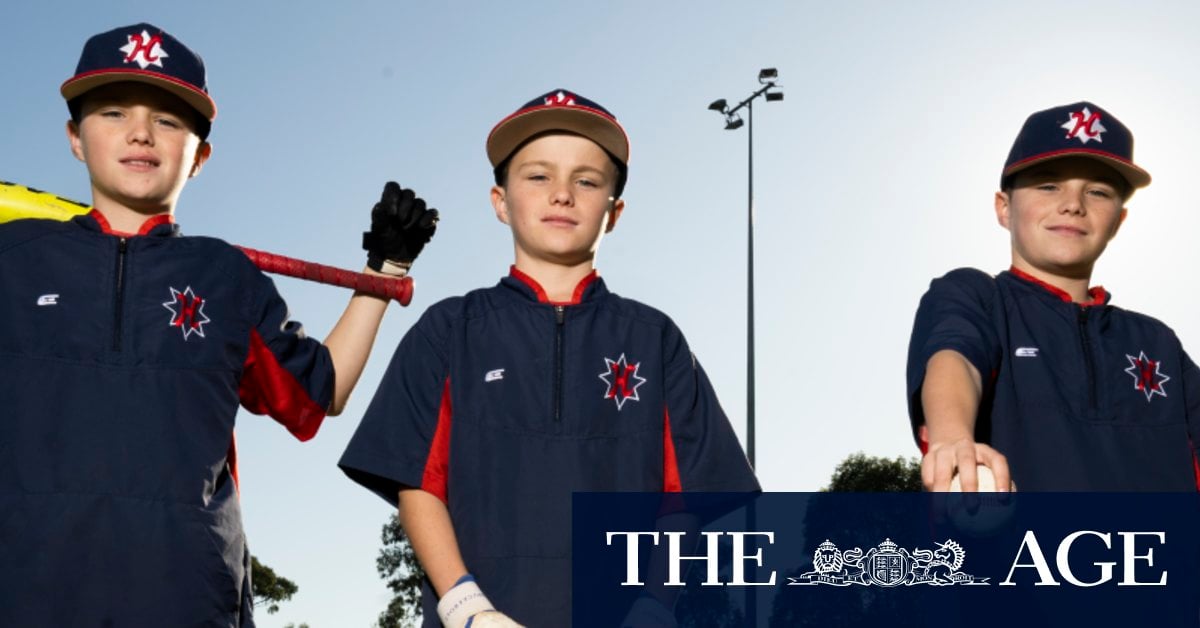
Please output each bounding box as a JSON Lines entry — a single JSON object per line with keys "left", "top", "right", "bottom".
{"left": 0, "top": 212, "right": 334, "bottom": 627}
{"left": 339, "top": 268, "right": 759, "bottom": 625}
{"left": 907, "top": 267, "right": 1200, "bottom": 491}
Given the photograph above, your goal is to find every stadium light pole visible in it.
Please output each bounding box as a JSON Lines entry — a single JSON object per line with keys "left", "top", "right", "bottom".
{"left": 707, "top": 69, "right": 783, "bottom": 470}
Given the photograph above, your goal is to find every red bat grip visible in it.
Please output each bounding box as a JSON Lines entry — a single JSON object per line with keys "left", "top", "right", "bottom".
{"left": 235, "top": 246, "right": 413, "bottom": 306}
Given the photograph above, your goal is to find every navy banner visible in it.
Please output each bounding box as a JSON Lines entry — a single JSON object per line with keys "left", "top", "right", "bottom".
{"left": 573, "top": 492, "right": 1200, "bottom": 627}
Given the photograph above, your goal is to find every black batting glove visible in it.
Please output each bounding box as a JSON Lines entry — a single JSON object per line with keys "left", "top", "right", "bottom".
{"left": 362, "top": 181, "right": 439, "bottom": 276}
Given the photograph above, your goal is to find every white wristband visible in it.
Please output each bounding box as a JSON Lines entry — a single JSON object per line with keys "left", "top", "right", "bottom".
{"left": 379, "top": 259, "right": 411, "bottom": 277}
{"left": 438, "top": 575, "right": 494, "bottom": 628}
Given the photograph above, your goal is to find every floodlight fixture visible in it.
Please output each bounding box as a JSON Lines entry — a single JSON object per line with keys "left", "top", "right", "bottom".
{"left": 705, "top": 67, "right": 784, "bottom": 481}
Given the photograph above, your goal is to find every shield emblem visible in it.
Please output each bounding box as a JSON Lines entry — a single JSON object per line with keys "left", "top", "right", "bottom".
{"left": 869, "top": 553, "right": 907, "bottom": 586}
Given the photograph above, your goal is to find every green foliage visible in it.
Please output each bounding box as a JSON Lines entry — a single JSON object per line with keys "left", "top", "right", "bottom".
{"left": 376, "top": 513, "right": 427, "bottom": 627}
{"left": 769, "top": 452, "right": 932, "bottom": 626}
{"left": 250, "top": 555, "right": 298, "bottom": 615}
{"left": 821, "top": 452, "right": 922, "bottom": 492}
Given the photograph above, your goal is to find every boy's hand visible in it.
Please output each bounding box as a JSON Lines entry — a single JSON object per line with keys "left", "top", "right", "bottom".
{"left": 922, "top": 437, "right": 1011, "bottom": 492}
{"left": 362, "top": 181, "right": 439, "bottom": 276}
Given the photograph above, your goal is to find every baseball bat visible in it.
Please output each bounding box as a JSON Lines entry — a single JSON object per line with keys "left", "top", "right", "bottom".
{"left": 0, "top": 179, "right": 412, "bottom": 305}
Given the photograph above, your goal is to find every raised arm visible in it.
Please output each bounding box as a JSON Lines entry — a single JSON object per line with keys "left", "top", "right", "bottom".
{"left": 323, "top": 182, "right": 437, "bottom": 415}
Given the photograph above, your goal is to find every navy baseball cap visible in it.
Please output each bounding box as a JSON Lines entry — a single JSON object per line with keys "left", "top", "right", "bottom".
{"left": 61, "top": 23, "right": 215, "bottom": 138}
{"left": 487, "top": 89, "right": 630, "bottom": 169}
{"left": 1001, "top": 101, "right": 1150, "bottom": 190}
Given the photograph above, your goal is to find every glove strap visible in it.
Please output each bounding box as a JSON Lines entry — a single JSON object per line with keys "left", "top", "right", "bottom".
{"left": 377, "top": 259, "right": 411, "bottom": 277}
{"left": 362, "top": 232, "right": 413, "bottom": 277}
{"left": 438, "top": 574, "right": 494, "bottom": 628}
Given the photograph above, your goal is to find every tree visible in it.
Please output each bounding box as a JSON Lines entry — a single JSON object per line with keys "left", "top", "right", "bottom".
{"left": 376, "top": 513, "right": 426, "bottom": 627}
{"left": 821, "top": 452, "right": 922, "bottom": 492}
{"left": 251, "top": 555, "right": 298, "bottom": 615}
{"left": 768, "top": 452, "right": 932, "bottom": 626}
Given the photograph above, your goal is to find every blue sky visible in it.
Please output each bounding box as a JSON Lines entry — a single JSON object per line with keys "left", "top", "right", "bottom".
{"left": 5, "top": 1, "right": 1200, "bottom": 625}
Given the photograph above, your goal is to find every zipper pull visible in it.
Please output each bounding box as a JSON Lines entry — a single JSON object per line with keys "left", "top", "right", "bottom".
{"left": 555, "top": 305, "right": 565, "bottom": 325}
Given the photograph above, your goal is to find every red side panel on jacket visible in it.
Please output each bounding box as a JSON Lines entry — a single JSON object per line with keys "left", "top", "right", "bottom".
{"left": 240, "top": 329, "right": 328, "bottom": 441}
{"left": 663, "top": 408, "right": 682, "bottom": 492}
{"left": 422, "top": 378, "right": 454, "bottom": 502}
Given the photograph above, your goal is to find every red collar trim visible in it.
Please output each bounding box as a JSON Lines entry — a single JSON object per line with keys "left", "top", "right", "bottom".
{"left": 1009, "top": 266, "right": 1106, "bottom": 306}
{"left": 509, "top": 265, "right": 599, "bottom": 305}
{"left": 136, "top": 213, "right": 174, "bottom": 235}
{"left": 89, "top": 209, "right": 174, "bottom": 236}
{"left": 89, "top": 209, "right": 115, "bottom": 234}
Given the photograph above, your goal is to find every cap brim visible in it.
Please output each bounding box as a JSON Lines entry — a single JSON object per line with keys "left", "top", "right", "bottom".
{"left": 1003, "top": 148, "right": 1150, "bottom": 189}
{"left": 61, "top": 69, "right": 217, "bottom": 122}
{"left": 487, "top": 105, "right": 628, "bottom": 168}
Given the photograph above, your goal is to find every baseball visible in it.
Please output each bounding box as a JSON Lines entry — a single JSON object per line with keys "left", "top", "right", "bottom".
{"left": 949, "top": 464, "right": 1015, "bottom": 492}
{"left": 945, "top": 464, "right": 1018, "bottom": 537}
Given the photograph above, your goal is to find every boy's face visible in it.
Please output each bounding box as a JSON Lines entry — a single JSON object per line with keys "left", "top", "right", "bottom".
{"left": 995, "top": 157, "right": 1128, "bottom": 279}
{"left": 67, "top": 82, "right": 211, "bottom": 214}
{"left": 491, "top": 133, "right": 625, "bottom": 268}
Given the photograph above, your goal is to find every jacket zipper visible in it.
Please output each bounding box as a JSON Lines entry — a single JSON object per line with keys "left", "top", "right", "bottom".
{"left": 1077, "top": 307, "right": 1096, "bottom": 411}
{"left": 112, "top": 237, "right": 128, "bottom": 351}
{"left": 554, "top": 305, "right": 565, "bottom": 422}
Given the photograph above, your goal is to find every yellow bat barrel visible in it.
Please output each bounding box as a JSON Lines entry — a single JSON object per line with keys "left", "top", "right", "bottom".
{"left": 0, "top": 180, "right": 91, "bottom": 224}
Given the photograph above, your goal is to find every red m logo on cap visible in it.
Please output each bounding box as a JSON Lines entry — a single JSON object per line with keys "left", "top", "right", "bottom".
{"left": 123, "top": 33, "right": 163, "bottom": 65}
{"left": 1065, "top": 110, "right": 1103, "bottom": 140}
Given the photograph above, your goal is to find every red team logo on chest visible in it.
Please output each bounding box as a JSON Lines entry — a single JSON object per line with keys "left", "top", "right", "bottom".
{"left": 1124, "top": 351, "right": 1169, "bottom": 402}
{"left": 162, "top": 286, "right": 211, "bottom": 340}
{"left": 599, "top": 353, "right": 647, "bottom": 410}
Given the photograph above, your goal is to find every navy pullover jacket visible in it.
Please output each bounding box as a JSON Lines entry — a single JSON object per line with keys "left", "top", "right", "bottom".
{"left": 340, "top": 268, "right": 759, "bottom": 626}
{"left": 908, "top": 267, "right": 1200, "bottom": 491}
{"left": 0, "top": 212, "right": 333, "bottom": 626}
